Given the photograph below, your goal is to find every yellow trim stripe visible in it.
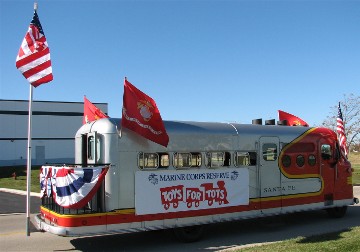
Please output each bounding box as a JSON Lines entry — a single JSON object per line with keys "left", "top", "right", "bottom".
{"left": 250, "top": 190, "right": 322, "bottom": 203}
{"left": 40, "top": 206, "right": 135, "bottom": 218}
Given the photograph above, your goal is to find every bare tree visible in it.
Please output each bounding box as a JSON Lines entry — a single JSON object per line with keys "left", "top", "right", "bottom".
{"left": 322, "top": 93, "right": 360, "bottom": 152}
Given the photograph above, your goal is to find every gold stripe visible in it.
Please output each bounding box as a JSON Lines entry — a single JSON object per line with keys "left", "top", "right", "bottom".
{"left": 40, "top": 206, "right": 135, "bottom": 218}
{"left": 250, "top": 190, "right": 323, "bottom": 203}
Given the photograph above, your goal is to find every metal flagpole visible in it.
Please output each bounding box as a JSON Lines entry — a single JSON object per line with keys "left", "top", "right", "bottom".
{"left": 25, "top": 2, "right": 38, "bottom": 236}
{"left": 26, "top": 84, "right": 34, "bottom": 237}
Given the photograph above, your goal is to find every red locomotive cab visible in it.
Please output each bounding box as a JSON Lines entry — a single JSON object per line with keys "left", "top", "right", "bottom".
{"left": 334, "top": 141, "right": 353, "bottom": 193}
{"left": 318, "top": 128, "right": 353, "bottom": 208}
{"left": 334, "top": 142, "right": 352, "bottom": 173}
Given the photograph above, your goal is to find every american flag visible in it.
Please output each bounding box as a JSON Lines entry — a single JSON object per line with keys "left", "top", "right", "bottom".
{"left": 16, "top": 10, "right": 53, "bottom": 87}
{"left": 337, "top": 102, "right": 348, "bottom": 157}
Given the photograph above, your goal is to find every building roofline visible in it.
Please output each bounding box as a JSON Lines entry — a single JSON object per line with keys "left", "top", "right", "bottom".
{"left": 0, "top": 99, "right": 107, "bottom": 105}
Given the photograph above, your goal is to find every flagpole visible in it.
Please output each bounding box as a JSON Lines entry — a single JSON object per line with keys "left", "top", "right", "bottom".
{"left": 25, "top": 2, "right": 38, "bottom": 237}
{"left": 26, "top": 84, "right": 33, "bottom": 237}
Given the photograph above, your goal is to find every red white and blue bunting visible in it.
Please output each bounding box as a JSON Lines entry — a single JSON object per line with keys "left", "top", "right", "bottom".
{"left": 40, "top": 165, "right": 109, "bottom": 209}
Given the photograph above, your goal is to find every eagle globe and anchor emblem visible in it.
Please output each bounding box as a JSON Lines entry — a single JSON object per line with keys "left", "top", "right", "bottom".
{"left": 137, "top": 99, "right": 154, "bottom": 121}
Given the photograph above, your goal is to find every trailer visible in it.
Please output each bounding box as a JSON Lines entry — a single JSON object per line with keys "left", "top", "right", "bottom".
{"left": 35, "top": 118, "right": 358, "bottom": 242}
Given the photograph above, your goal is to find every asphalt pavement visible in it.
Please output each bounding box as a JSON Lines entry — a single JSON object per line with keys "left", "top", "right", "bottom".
{"left": 0, "top": 190, "right": 41, "bottom": 214}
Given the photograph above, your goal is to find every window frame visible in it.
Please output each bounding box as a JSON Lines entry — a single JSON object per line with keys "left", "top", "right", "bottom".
{"left": 262, "top": 143, "right": 278, "bottom": 161}
{"left": 321, "top": 144, "right": 332, "bottom": 160}
{"left": 173, "top": 152, "right": 202, "bottom": 169}
{"left": 205, "top": 151, "right": 231, "bottom": 168}
{"left": 138, "top": 152, "right": 159, "bottom": 170}
{"left": 235, "top": 152, "right": 250, "bottom": 166}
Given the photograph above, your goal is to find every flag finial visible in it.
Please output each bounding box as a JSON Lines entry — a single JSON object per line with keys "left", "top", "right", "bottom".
{"left": 34, "top": 2, "right": 38, "bottom": 11}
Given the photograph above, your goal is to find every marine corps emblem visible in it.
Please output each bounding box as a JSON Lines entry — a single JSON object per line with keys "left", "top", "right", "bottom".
{"left": 293, "top": 120, "right": 301, "bottom": 126}
{"left": 137, "top": 99, "right": 153, "bottom": 121}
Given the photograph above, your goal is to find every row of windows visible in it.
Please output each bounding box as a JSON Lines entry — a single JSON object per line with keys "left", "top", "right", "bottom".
{"left": 139, "top": 143, "right": 334, "bottom": 170}
{"left": 89, "top": 136, "right": 333, "bottom": 170}
{"left": 282, "top": 154, "right": 317, "bottom": 168}
{"left": 138, "top": 151, "right": 257, "bottom": 170}
{"left": 281, "top": 144, "right": 334, "bottom": 168}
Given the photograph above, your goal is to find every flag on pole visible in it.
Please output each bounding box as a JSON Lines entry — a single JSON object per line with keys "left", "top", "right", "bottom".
{"left": 17, "top": 3, "right": 54, "bottom": 236}
{"left": 337, "top": 103, "right": 348, "bottom": 157}
{"left": 16, "top": 9, "right": 53, "bottom": 87}
{"left": 83, "top": 96, "right": 109, "bottom": 124}
{"left": 278, "top": 110, "right": 309, "bottom": 127}
{"left": 122, "top": 78, "right": 169, "bottom": 147}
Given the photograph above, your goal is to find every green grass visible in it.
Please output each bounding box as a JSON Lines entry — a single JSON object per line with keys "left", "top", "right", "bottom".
{"left": 352, "top": 166, "right": 360, "bottom": 185}
{"left": 237, "top": 227, "right": 360, "bottom": 252}
{"left": 350, "top": 152, "right": 360, "bottom": 185}
{"left": 0, "top": 167, "right": 40, "bottom": 193}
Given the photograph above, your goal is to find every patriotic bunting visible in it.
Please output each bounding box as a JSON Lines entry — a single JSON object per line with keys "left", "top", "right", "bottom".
{"left": 40, "top": 166, "right": 109, "bottom": 209}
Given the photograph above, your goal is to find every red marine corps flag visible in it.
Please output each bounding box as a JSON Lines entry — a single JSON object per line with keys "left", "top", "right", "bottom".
{"left": 122, "top": 78, "right": 169, "bottom": 147}
{"left": 15, "top": 8, "right": 53, "bottom": 87}
{"left": 278, "top": 110, "right": 309, "bottom": 127}
{"left": 83, "top": 96, "right": 109, "bottom": 124}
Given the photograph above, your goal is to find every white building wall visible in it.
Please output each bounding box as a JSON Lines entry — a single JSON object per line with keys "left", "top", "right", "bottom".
{"left": 0, "top": 99, "right": 108, "bottom": 166}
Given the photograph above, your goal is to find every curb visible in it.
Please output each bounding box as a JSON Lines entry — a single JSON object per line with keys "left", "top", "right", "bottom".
{"left": 0, "top": 188, "right": 41, "bottom": 197}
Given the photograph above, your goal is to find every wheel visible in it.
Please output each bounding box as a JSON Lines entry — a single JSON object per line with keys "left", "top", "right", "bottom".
{"left": 173, "top": 225, "right": 204, "bottom": 243}
{"left": 326, "top": 206, "right": 347, "bottom": 218}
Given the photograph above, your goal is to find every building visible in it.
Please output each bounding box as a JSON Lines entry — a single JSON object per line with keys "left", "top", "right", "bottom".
{"left": 0, "top": 99, "right": 108, "bottom": 167}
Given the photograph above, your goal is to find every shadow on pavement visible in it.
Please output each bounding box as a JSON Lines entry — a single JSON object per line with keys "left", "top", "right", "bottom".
{"left": 67, "top": 208, "right": 360, "bottom": 252}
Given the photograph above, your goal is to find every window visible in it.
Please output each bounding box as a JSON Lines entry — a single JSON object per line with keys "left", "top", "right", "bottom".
{"left": 159, "top": 153, "right": 170, "bottom": 167}
{"left": 139, "top": 153, "right": 158, "bottom": 169}
{"left": 235, "top": 152, "right": 250, "bottom": 166}
{"left": 282, "top": 155, "right": 291, "bottom": 167}
{"left": 88, "top": 136, "right": 95, "bottom": 160}
{"left": 262, "top": 144, "right": 277, "bottom": 161}
{"left": 190, "top": 153, "right": 202, "bottom": 167}
{"left": 173, "top": 152, "right": 201, "bottom": 169}
{"left": 138, "top": 152, "right": 170, "bottom": 169}
{"left": 235, "top": 152, "right": 257, "bottom": 166}
{"left": 321, "top": 144, "right": 332, "bottom": 160}
{"left": 308, "top": 155, "right": 316, "bottom": 166}
{"left": 296, "top": 155, "right": 305, "bottom": 167}
{"left": 88, "top": 135, "right": 100, "bottom": 162}
{"left": 206, "top": 152, "right": 231, "bottom": 168}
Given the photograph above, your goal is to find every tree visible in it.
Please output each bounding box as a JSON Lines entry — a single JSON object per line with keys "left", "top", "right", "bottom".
{"left": 322, "top": 93, "right": 360, "bottom": 152}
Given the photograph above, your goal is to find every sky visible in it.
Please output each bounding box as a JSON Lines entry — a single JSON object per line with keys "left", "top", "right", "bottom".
{"left": 1, "top": 0, "right": 359, "bottom": 126}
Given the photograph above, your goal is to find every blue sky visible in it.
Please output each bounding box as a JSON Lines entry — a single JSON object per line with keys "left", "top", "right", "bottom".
{"left": 1, "top": 0, "right": 359, "bottom": 126}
